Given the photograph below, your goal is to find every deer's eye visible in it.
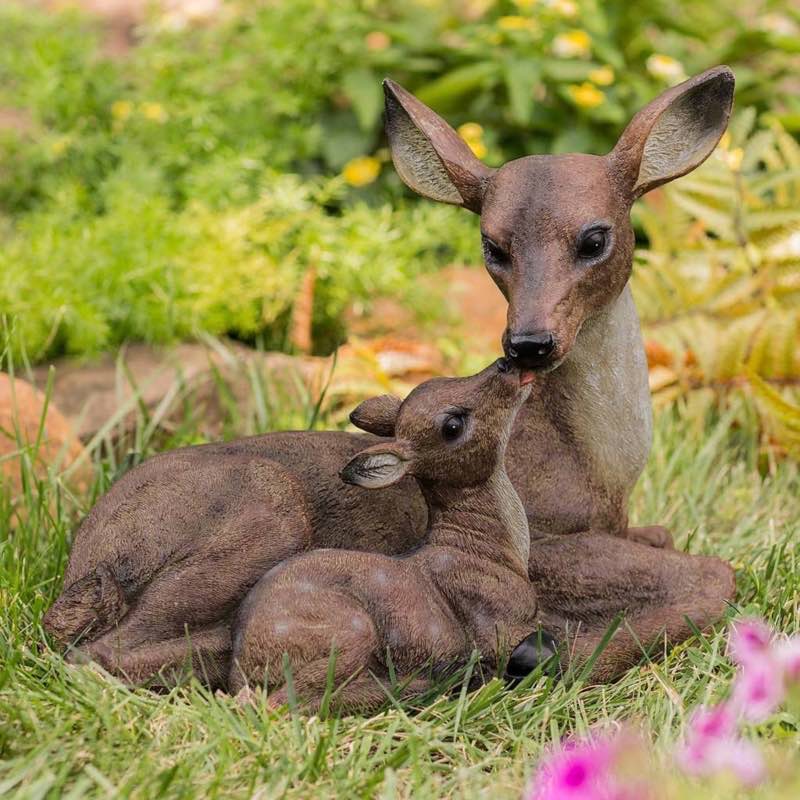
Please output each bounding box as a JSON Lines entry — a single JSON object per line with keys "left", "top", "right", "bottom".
{"left": 441, "top": 414, "right": 466, "bottom": 442}
{"left": 482, "top": 235, "right": 509, "bottom": 266}
{"left": 577, "top": 228, "right": 608, "bottom": 260}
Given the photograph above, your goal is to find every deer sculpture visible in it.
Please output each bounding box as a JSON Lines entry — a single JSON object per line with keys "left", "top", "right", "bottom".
{"left": 229, "top": 359, "right": 733, "bottom": 712}
{"left": 44, "top": 67, "right": 736, "bottom": 689}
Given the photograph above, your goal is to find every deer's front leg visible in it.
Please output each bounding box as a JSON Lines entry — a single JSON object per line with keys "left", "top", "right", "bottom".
{"left": 528, "top": 532, "right": 734, "bottom": 681}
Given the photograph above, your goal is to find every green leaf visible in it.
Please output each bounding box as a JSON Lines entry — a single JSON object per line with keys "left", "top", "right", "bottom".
{"left": 503, "top": 60, "right": 540, "bottom": 125}
{"left": 341, "top": 68, "right": 382, "bottom": 132}
{"left": 541, "top": 59, "right": 594, "bottom": 83}
{"left": 415, "top": 62, "right": 499, "bottom": 110}
{"left": 318, "top": 111, "right": 373, "bottom": 169}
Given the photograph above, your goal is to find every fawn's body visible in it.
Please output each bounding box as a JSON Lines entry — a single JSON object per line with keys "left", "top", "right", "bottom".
{"left": 230, "top": 361, "right": 541, "bottom": 711}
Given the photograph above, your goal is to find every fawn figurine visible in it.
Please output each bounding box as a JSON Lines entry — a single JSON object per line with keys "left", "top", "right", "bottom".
{"left": 229, "top": 358, "right": 543, "bottom": 711}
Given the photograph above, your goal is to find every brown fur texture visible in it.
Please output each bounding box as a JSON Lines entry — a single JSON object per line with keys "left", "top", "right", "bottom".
{"left": 230, "top": 362, "right": 735, "bottom": 712}
{"left": 44, "top": 69, "right": 736, "bottom": 687}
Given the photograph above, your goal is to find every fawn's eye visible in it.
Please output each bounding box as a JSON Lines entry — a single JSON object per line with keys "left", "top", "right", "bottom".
{"left": 577, "top": 227, "right": 609, "bottom": 260}
{"left": 482, "top": 235, "right": 509, "bottom": 266}
{"left": 441, "top": 414, "right": 466, "bottom": 442}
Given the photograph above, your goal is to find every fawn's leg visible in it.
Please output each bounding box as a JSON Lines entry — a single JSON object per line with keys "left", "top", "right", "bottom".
{"left": 229, "top": 587, "right": 381, "bottom": 712}
{"left": 245, "top": 670, "right": 433, "bottom": 715}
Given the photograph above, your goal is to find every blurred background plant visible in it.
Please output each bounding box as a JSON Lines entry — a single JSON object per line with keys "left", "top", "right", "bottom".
{"left": 0, "top": 0, "right": 798, "bottom": 459}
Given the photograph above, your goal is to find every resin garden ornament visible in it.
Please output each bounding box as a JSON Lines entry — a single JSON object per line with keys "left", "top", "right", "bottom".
{"left": 46, "top": 362, "right": 734, "bottom": 695}
{"left": 44, "top": 66, "right": 737, "bottom": 692}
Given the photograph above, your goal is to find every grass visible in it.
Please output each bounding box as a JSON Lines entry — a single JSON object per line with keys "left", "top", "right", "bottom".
{"left": 0, "top": 373, "right": 799, "bottom": 799}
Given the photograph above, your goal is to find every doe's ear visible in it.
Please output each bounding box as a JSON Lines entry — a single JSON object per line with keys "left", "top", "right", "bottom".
{"left": 340, "top": 444, "right": 409, "bottom": 490}
{"left": 610, "top": 65, "right": 734, "bottom": 199}
{"left": 349, "top": 394, "right": 402, "bottom": 437}
{"left": 383, "top": 79, "right": 494, "bottom": 213}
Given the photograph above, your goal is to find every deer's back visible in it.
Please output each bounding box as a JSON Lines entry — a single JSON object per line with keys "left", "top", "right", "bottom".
{"left": 63, "top": 430, "right": 429, "bottom": 593}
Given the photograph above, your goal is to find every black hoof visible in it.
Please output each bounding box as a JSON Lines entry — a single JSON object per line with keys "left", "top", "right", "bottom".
{"left": 505, "top": 629, "right": 559, "bottom": 685}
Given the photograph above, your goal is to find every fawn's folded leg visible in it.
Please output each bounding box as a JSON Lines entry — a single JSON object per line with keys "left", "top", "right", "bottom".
{"left": 528, "top": 532, "right": 735, "bottom": 682}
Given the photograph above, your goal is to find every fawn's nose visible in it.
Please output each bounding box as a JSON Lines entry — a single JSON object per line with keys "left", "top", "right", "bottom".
{"left": 506, "top": 332, "right": 557, "bottom": 369}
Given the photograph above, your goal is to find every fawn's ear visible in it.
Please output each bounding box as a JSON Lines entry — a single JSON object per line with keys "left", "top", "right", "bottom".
{"left": 383, "top": 79, "right": 494, "bottom": 213}
{"left": 341, "top": 444, "right": 409, "bottom": 489}
{"left": 349, "top": 394, "right": 402, "bottom": 437}
{"left": 609, "top": 65, "right": 734, "bottom": 199}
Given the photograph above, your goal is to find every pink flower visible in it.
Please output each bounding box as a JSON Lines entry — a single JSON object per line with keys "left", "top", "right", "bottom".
{"left": 676, "top": 703, "right": 765, "bottom": 787}
{"left": 775, "top": 636, "right": 800, "bottom": 683}
{"left": 686, "top": 704, "right": 737, "bottom": 742}
{"left": 529, "top": 739, "right": 617, "bottom": 800}
{"left": 731, "top": 658, "right": 785, "bottom": 722}
{"left": 729, "top": 618, "right": 773, "bottom": 667}
{"left": 527, "top": 732, "right": 652, "bottom": 800}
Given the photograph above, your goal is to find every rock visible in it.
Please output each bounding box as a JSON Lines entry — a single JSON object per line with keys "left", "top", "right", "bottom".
{"left": 32, "top": 341, "right": 330, "bottom": 442}
{"left": 0, "top": 373, "right": 91, "bottom": 500}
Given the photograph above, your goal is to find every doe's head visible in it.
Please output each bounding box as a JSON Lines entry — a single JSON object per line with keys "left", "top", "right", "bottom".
{"left": 384, "top": 66, "right": 734, "bottom": 372}
{"left": 342, "top": 359, "right": 532, "bottom": 492}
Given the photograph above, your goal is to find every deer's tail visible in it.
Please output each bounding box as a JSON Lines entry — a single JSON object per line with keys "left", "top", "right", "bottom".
{"left": 43, "top": 564, "right": 128, "bottom": 648}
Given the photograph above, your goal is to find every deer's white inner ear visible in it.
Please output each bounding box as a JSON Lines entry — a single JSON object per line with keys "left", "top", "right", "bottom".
{"left": 348, "top": 452, "right": 407, "bottom": 489}
{"left": 635, "top": 82, "right": 729, "bottom": 193}
{"left": 386, "top": 94, "right": 464, "bottom": 205}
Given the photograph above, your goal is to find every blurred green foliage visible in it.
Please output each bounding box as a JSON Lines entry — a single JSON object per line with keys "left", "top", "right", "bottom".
{"left": 0, "top": 0, "right": 798, "bottom": 361}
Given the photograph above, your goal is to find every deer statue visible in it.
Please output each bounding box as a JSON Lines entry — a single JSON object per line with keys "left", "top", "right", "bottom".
{"left": 229, "top": 359, "right": 734, "bottom": 713}
{"left": 44, "top": 67, "right": 736, "bottom": 688}
{"left": 47, "top": 363, "right": 734, "bottom": 692}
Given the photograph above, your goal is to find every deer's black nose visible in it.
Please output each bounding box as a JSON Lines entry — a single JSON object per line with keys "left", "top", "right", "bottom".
{"left": 506, "top": 332, "right": 556, "bottom": 369}
{"left": 505, "top": 629, "right": 559, "bottom": 686}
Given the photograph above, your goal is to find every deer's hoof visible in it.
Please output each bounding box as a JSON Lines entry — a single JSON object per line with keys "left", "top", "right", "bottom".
{"left": 505, "top": 629, "right": 559, "bottom": 685}
{"left": 627, "top": 526, "right": 674, "bottom": 549}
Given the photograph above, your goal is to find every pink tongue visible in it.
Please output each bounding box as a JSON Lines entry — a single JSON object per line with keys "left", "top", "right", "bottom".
{"left": 520, "top": 370, "right": 536, "bottom": 386}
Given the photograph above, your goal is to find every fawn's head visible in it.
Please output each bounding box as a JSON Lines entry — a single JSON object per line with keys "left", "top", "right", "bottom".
{"left": 384, "top": 67, "right": 734, "bottom": 372}
{"left": 341, "top": 359, "right": 532, "bottom": 493}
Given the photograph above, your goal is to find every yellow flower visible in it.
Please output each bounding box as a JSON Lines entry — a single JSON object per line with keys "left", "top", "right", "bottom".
{"left": 365, "top": 31, "right": 391, "bottom": 51}
{"left": 458, "top": 122, "right": 484, "bottom": 141}
{"left": 467, "top": 139, "right": 487, "bottom": 158}
{"left": 50, "top": 136, "right": 69, "bottom": 156}
{"left": 141, "top": 102, "right": 168, "bottom": 123}
{"left": 719, "top": 132, "right": 731, "bottom": 151}
{"left": 343, "top": 156, "right": 381, "bottom": 187}
{"left": 588, "top": 65, "right": 614, "bottom": 86}
{"left": 512, "top": 0, "right": 538, "bottom": 10}
{"left": 111, "top": 100, "right": 133, "bottom": 121}
{"left": 552, "top": 29, "right": 591, "bottom": 58}
{"left": 457, "top": 123, "right": 488, "bottom": 159}
{"left": 498, "top": 15, "right": 538, "bottom": 32}
{"left": 552, "top": 0, "right": 578, "bottom": 18}
{"left": 646, "top": 54, "right": 685, "bottom": 83}
{"left": 567, "top": 82, "right": 605, "bottom": 109}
